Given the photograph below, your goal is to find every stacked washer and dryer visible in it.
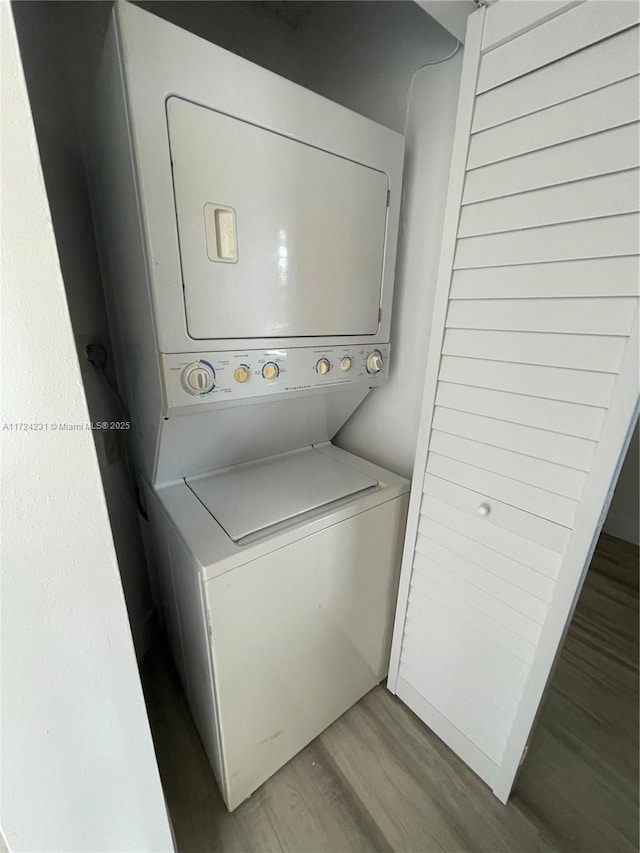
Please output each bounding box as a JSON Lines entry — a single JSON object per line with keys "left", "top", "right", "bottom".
{"left": 87, "top": 2, "right": 409, "bottom": 810}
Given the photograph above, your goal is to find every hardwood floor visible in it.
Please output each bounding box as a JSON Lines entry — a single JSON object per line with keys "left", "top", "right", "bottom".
{"left": 514, "top": 533, "right": 639, "bottom": 853}
{"left": 140, "top": 532, "right": 638, "bottom": 853}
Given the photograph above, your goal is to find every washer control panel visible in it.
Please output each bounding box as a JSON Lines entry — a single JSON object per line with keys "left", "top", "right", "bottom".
{"left": 163, "top": 345, "right": 389, "bottom": 408}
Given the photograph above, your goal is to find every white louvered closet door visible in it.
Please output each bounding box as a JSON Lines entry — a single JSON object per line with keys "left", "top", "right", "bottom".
{"left": 388, "top": 0, "right": 639, "bottom": 803}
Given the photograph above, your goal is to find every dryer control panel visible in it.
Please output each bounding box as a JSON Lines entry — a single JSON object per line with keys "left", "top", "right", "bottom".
{"left": 162, "top": 344, "right": 389, "bottom": 410}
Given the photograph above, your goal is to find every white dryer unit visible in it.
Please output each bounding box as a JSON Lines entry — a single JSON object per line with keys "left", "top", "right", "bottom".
{"left": 86, "top": 2, "right": 408, "bottom": 811}
{"left": 167, "top": 97, "right": 390, "bottom": 341}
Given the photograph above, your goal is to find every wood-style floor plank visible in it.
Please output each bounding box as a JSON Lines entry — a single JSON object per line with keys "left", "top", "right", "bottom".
{"left": 513, "top": 532, "right": 639, "bottom": 853}
{"left": 140, "top": 532, "right": 638, "bottom": 853}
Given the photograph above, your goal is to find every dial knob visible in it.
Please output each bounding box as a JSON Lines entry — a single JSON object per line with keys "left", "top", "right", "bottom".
{"left": 262, "top": 362, "right": 279, "bottom": 380}
{"left": 234, "top": 365, "right": 250, "bottom": 383}
{"left": 316, "top": 358, "right": 331, "bottom": 375}
{"left": 340, "top": 357, "right": 352, "bottom": 372}
{"left": 182, "top": 361, "right": 215, "bottom": 395}
{"left": 366, "top": 351, "right": 383, "bottom": 374}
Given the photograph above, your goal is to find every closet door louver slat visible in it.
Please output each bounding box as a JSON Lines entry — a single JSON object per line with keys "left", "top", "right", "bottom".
{"left": 467, "top": 76, "right": 640, "bottom": 169}
{"left": 459, "top": 170, "right": 640, "bottom": 236}
{"left": 463, "top": 125, "right": 640, "bottom": 203}
{"left": 417, "top": 514, "right": 557, "bottom": 600}
{"left": 481, "top": 1, "right": 583, "bottom": 52}
{"left": 476, "top": 0, "right": 640, "bottom": 94}
{"left": 432, "top": 407, "right": 597, "bottom": 472}
{"left": 437, "top": 356, "right": 616, "bottom": 408}
{"left": 429, "top": 428, "right": 588, "bottom": 499}
{"left": 421, "top": 494, "right": 563, "bottom": 578}
{"left": 472, "top": 25, "right": 639, "bottom": 131}
{"left": 450, "top": 256, "right": 639, "bottom": 299}
{"left": 388, "top": 1, "right": 639, "bottom": 804}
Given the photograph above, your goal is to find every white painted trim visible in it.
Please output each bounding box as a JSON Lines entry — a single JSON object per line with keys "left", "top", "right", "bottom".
{"left": 387, "top": 6, "right": 486, "bottom": 692}
{"left": 493, "top": 313, "right": 640, "bottom": 802}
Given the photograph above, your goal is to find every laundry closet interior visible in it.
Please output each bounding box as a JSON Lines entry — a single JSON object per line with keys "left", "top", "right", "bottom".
{"left": 12, "top": 0, "right": 639, "bottom": 849}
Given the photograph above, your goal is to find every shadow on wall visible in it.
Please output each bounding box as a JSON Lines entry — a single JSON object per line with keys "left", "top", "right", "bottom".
{"left": 12, "top": 0, "right": 154, "bottom": 657}
{"left": 604, "top": 419, "right": 640, "bottom": 546}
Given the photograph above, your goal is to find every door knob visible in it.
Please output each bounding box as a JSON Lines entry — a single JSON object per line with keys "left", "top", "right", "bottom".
{"left": 477, "top": 503, "right": 491, "bottom": 517}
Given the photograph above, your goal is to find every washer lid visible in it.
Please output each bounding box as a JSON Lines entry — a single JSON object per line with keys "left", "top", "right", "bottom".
{"left": 185, "top": 446, "right": 378, "bottom": 542}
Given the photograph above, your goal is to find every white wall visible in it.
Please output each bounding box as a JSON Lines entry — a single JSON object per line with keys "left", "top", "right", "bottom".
{"left": 416, "top": 0, "right": 475, "bottom": 43}
{"left": 292, "top": 2, "right": 463, "bottom": 478}
{"left": 137, "top": 0, "right": 300, "bottom": 81}
{"left": 12, "top": 0, "right": 156, "bottom": 658}
{"left": 0, "top": 5, "right": 173, "bottom": 850}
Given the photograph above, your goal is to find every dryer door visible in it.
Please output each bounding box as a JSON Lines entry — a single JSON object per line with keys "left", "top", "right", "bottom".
{"left": 167, "top": 97, "right": 389, "bottom": 340}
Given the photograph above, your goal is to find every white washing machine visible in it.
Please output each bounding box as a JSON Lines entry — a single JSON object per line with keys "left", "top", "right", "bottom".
{"left": 86, "top": 2, "right": 408, "bottom": 811}
{"left": 147, "top": 444, "right": 407, "bottom": 809}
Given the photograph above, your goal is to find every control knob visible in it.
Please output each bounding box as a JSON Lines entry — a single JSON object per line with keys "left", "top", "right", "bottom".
{"left": 262, "top": 362, "right": 279, "bottom": 380}
{"left": 366, "top": 351, "right": 384, "bottom": 374}
{"left": 316, "top": 358, "right": 331, "bottom": 375}
{"left": 181, "top": 361, "right": 215, "bottom": 395}
{"left": 340, "top": 357, "right": 352, "bottom": 372}
{"left": 234, "top": 365, "right": 250, "bottom": 383}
